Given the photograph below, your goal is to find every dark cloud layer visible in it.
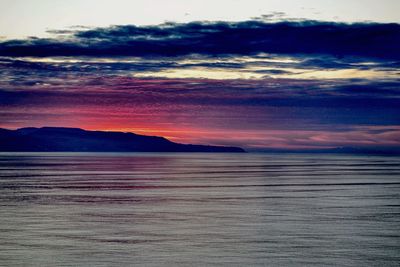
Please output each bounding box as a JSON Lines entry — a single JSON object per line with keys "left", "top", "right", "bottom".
{"left": 0, "top": 20, "right": 399, "bottom": 59}
{"left": 1, "top": 71, "right": 399, "bottom": 126}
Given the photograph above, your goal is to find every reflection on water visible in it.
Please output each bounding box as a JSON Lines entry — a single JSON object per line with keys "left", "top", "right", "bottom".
{"left": 0, "top": 152, "right": 399, "bottom": 266}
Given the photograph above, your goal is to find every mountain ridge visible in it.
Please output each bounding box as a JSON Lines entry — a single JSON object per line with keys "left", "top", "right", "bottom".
{"left": 0, "top": 127, "right": 245, "bottom": 153}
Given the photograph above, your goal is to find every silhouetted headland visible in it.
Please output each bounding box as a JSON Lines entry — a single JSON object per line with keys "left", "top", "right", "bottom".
{"left": 0, "top": 127, "right": 245, "bottom": 152}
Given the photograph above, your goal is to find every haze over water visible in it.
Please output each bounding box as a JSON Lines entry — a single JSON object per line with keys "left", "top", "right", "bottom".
{"left": 0, "top": 152, "right": 399, "bottom": 266}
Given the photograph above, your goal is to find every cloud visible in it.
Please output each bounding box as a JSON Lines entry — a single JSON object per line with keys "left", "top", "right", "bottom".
{"left": 1, "top": 73, "right": 399, "bottom": 125}
{"left": 0, "top": 19, "right": 399, "bottom": 150}
{"left": 1, "top": 73, "right": 399, "bottom": 149}
{"left": 0, "top": 20, "right": 399, "bottom": 59}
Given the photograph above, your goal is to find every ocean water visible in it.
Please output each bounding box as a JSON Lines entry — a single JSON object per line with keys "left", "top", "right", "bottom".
{"left": 0, "top": 152, "right": 399, "bottom": 266}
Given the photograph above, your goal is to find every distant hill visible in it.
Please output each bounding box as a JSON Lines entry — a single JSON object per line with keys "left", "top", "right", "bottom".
{"left": 0, "top": 127, "right": 245, "bottom": 153}
{"left": 254, "top": 146, "right": 400, "bottom": 155}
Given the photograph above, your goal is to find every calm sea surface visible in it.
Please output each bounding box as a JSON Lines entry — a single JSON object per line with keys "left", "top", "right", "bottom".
{"left": 0, "top": 152, "right": 399, "bottom": 266}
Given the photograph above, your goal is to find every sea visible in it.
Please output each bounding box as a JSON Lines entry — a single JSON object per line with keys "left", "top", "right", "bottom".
{"left": 0, "top": 152, "right": 399, "bottom": 266}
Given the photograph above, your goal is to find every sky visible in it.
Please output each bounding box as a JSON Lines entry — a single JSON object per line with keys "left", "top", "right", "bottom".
{"left": 1, "top": 0, "right": 400, "bottom": 40}
{"left": 0, "top": 0, "right": 399, "bottom": 151}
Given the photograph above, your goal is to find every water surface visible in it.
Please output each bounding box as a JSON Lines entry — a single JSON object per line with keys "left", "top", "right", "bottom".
{"left": 0, "top": 153, "right": 399, "bottom": 266}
